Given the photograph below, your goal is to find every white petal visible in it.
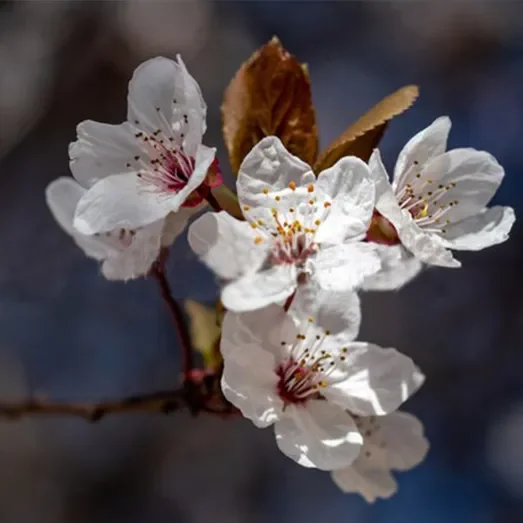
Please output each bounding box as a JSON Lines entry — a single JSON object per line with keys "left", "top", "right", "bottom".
{"left": 101, "top": 220, "right": 164, "bottom": 281}
{"left": 221, "top": 306, "right": 297, "bottom": 367}
{"left": 422, "top": 148, "right": 504, "bottom": 223}
{"left": 237, "top": 136, "right": 315, "bottom": 214}
{"left": 312, "top": 243, "right": 381, "bottom": 291}
{"left": 220, "top": 309, "right": 284, "bottom": 427}
{"left": 379, "top": 411, "right": 429, "bottom": 471}
{"left": 188, "top": 211, "right": 268, "bottom": 280}
{"left": 69, "top": 120, "right": 142, "bottom": 188}
{"left": 323, "top": 342, "right": 425, "bottom": 416}
{"left": 361, "top": 245, "right": 423, "bottom": 291}
{"left": 73, "top": 173, "right": 180, "bottom": 234}
{"left": 172, "top": 143, "right": 216, "bottom": 205}
{"left": 289, "top": 284, "right": 361, "bottom": 342}
{"left": 46, "top": 177, "right": 85, "bottom": 236}
{"left": 222, "top": 265, "right": 297, "bottom": 312}
{"left": 222, "top": 369, "right": 281, "bottom": 429}
{"left": 369, "top": 149, "right": 393, "bottom": 200}
{"left": 315, "top": 156, "right": 375, "bottom": 244}
{"left": 221, "top": 363, "right": 282, "bottom": 428}
{"left": 369, "top": 150, "right": 407, "bottom": 226}
{"left": 275, "top": 401, "right": 363, "bottom": 470}
{"left": 441, "top": 205, "right": 515, "bottom": 251}
{"left": 393, "top": 116, "right": 451, "bottom": 188}
{"left": 46, "top": 177, "right": 113, "bottom": 260}
{"left": 332, "top": 466, "right": 397, "bottom": 503}
{"left": 397, "top": 216, "right": 461, "bottom": 268}
{"left": 127, "top": 56, "right": 206, "bottom": 156}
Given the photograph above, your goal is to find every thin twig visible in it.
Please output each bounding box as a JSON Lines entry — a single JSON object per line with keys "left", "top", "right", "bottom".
{"left": 0, "top": 383, "right": 237, "bottom": 422}
{"left": 150, "top": 263, "right": 195, "bottom": 381}
{"left": 0, "top": 389, "right": 187, "bottom": 422}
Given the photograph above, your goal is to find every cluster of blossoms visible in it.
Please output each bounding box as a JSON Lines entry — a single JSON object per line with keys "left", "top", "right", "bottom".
{"left": 46, "top": 53, "right": 514, "bottom": 502}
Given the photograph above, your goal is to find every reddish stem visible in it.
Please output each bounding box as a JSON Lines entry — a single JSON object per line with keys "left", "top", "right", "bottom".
{"left": 283, "top": 291, "right": 296, "bottom": 312}
{"left": 151, "top": 262, "right": 194, "bottom": 381}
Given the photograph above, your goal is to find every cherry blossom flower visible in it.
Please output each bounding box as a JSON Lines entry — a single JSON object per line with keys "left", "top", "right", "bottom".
{"left": 46, "top": 177, "right": 192, "bottom": 280}
{"left": 366, "top": 117, "right": 515, "bottom": 267}
{"left": 71, "top": 56, "right": 221, "bottom": 236}
{"left": 188, "top": 136, "right": 380, "bottom": 312}
{"left": 332, "top": 411, "right": 429, "bottom": 502}
{"left": 220, "top": 286, "right": 424, "bottom": 470}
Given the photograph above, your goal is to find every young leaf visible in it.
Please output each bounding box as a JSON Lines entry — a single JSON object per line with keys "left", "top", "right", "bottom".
{"left": 222, "top": 36, "right": 318, "bottom": 175}
{"left": 314, "top": 85, "right": 419, "bottom": 172}
{"left": 211, "top": 185, "right": 244, "bottom": 220}
{"left": 185, "top": 300, "right": 222, "bottom": 371}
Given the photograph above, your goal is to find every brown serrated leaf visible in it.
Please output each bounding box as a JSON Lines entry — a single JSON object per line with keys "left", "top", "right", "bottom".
{"left": 314, "top": 85, "right": 419, "bottom": 172}
{"left": 222, "top": 37, "right": 319, "bottom": 175}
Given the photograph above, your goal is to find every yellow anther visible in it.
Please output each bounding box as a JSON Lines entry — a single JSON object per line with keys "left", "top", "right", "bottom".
{"left": 275, "top": 195, "right": 281, "bottom": 201}
{"left": 271, "top": 207, "right": 277, "bottom": 214}
{"left": 257, "top": 219, "right": 264, "bottom": 226}
{"left": 262, "top": 188, "right": 269, "bottom": 194}
{"left": 243, "top": 205, "right": 250, "bottom": 211}
{"left": 314, "top": 219, "right": 321, "bottom": 226}
{"left": 308, "top": 199, "right": 314, "bottom": 205}
{"left": 418, "top": 203, "right": 429, "bottom": 218}
{"left": 308, "top": 316, "right": 314, "bottom": 323}
{"left": 318, "top": 381, "right": 327, "bottom": 388}
{"left": 307, "top": 184, "right": 315, "bottom": 193}
{"left": 254, "top": 236, "right": 263, "bottom": 244}
{"left": 324, "top": 201, "right": 331, "bottom": 208}
{"left": 342, "top": 347, "right": 348, "bottom": 353}
{"left": 289, "top": 181, "right": 297, "bottom": 190}
{"left": 250, "top": 223, "right": 257, "bottom": 229}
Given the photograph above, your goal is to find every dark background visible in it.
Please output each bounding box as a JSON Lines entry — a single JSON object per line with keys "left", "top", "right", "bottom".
{"left": 0, "top": 1, "right": 522, "bottom": 522}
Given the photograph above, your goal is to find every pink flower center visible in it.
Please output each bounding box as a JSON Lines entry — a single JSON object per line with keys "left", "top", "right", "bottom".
{"left": 276, "top": 358, "right": 323, "bottom": 405}
{"left": 131, "top": 127, "right": 222, "bottom": 208}
{"left": 275, "top": 328, "right": 348, "bottom": 406}
{"left": 270, "top": 232, "right": 318, "bottom": 266}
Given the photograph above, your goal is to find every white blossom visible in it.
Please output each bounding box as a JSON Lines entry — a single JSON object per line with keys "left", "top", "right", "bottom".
{"left": 189, "top": 136, "right": 380, "bottom": 312}
{"left": 71, "top": 56, "right": 220, "bottom": 236}
{"left": 366, "top": 117, "right": 515, "bottom": 267}
{"left": 332, "top": 411, "right": 429, "bottom": 502}
{"left": 46, "top": 177, "right": 192, "bottom": 280}
{"left": 220, "top": 285, "right": 424, "bottom": 470}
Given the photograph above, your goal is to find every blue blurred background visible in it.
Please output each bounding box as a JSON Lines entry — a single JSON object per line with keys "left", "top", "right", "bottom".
{"left": 0, "top": 1, "right": 522, "bottom": 522}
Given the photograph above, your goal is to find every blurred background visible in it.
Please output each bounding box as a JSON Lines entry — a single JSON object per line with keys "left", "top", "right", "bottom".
{"left": 0, "top": 1, "right": 522, "bottom": 522}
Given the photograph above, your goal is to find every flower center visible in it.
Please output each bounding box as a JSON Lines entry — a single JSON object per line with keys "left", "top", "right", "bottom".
{"left": 243, "top": 182, "right": 331, "bottom": 268}
{"left": 130, "top": 125, "right": 222, "bottom": 207}
{"left": 394, "top": 163, "right": 459, "bottom": 234}
{"left": 275, "top": 320, "right": 348, "bottom": 406}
